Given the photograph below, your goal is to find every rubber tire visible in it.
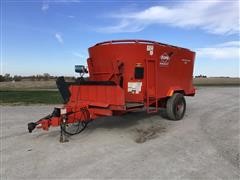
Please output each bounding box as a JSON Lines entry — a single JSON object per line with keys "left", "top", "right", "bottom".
{"left": 166, "top": 93, "right": 186, "bottom": 120}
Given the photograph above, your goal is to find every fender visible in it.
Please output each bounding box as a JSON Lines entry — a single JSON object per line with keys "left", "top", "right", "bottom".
{"left": 167, "top": 86, "right": 185, "bottom": 97}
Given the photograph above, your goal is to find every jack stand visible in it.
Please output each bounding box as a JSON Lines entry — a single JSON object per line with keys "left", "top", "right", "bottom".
{"left": 60, "top": 117, "right": 69, "bottom": 143}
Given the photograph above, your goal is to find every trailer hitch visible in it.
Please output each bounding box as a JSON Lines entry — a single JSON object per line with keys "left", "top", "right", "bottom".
{"left": 28, "top": 122, "right": 37, "bottom": 133}
{"left": 27, "top": 108, "right": 60, "bottom": 133}
{"left": 27, "top": 107, "right": 91, "bottom": 142}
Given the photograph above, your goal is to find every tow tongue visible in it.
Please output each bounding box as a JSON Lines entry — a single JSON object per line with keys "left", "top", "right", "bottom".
{"left": 27, "top": 108, "right": 60, "bottom": 133}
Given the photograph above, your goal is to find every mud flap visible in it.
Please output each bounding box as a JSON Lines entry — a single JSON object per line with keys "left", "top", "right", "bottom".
{"left": 56, "top": 77, "right": 71, "bottom": 103}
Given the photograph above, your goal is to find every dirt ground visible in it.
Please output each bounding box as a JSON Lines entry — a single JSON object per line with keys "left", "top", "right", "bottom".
{"left": 1, "top": 87, "right": 239, "bottom": 179}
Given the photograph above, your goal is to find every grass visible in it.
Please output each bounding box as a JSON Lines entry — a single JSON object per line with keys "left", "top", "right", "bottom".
{"left": 193, "top": 77, "right": 240, "bottom": 86}
{"left": 0, "top": 80, "right": 56, "bottom": 90}
{"left": 0, "top": 77, "right": 239, "bottom": 105}
{"left": 194, "top": 84, "right": 240, "bottom": 87}
{"left": 0, "top": 90, "right": 63, "bottom": 105}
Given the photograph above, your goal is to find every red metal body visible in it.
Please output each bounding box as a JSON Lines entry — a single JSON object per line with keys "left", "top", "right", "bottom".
{"left": 33, "top": 39, "right": 195, "bottom": 132}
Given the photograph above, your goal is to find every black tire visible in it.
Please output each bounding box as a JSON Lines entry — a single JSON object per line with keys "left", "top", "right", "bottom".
{"left": 166, "top": 93, "right": 186, "bottom": 120}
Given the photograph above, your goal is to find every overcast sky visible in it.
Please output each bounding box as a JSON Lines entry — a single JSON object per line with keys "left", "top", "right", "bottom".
{"left": 1, "top": 0, "right": 239, "bottom": 77}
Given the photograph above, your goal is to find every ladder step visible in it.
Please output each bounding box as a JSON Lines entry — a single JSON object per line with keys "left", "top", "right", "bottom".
{"left": 147, "top": 109, "right": 158, "bottom": 113}
{"left": 147, "top": 98, "right": 158, "bottom": 113}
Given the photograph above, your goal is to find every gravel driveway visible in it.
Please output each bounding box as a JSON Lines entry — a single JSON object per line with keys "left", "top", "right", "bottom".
{"left": 1, "top": 87, "right": 239, "bottom": 179}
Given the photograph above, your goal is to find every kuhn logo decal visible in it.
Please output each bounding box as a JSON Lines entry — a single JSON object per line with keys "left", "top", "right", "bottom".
{"left": 160, "top": 53, "right": 170, "bottom": 66}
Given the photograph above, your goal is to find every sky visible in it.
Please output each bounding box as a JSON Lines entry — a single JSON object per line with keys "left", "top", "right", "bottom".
{"left": 1, "top": 0, "right": 239, "bottom": 77}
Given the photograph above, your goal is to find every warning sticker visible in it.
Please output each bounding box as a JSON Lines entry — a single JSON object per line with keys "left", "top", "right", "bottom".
{"left": 147, "top": 45, "right": 154, "bottom": 51}
{"left": 146, "top": 45, "right": 154, "bottom": 56}
{"left": 128, "top": 82, "right": 142, "bottom": 94}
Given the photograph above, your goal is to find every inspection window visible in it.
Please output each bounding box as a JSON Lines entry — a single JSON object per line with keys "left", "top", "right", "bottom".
{"left": 135, "top": 67, "right": 144, "bottom": 79}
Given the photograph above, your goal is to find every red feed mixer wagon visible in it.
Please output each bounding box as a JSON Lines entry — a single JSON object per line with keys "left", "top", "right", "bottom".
{"left": 28, "top": 40, "right": 196, "bottom": 141}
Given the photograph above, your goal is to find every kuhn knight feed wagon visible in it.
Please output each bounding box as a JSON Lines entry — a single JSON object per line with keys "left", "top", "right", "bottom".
{"left": 28, "top": 40, "right": 196, "bottom": 142}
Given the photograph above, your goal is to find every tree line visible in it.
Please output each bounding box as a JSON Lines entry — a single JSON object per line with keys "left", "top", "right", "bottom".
{"left": 0, "top": 73, "right": 210, "bottom": 82}
{"left": 0, "top": 73, "right": 75, "bottom": 82}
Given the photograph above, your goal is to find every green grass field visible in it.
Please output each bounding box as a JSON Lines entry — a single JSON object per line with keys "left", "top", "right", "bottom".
{"left": 0, "top": 90, "right": 63, "bottom": 105}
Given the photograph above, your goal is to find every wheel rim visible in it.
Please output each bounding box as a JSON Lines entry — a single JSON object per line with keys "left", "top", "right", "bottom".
{"left": 175, "top": 98, "right": 185, "bottom": 119}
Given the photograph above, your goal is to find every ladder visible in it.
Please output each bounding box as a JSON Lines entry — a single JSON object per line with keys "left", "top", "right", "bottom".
{"left": 146, "top": 59, "right": 158, "bottom": 113}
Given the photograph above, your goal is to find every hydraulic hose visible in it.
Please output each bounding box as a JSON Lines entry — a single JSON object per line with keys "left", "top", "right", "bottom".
{"left": 60, "top": 107, "right": 91, "bottom": 135}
